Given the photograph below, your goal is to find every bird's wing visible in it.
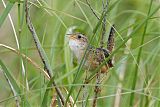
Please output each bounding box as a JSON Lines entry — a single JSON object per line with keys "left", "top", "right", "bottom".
{"left": 96, "top": 48, "right": 114, "bottom": 67}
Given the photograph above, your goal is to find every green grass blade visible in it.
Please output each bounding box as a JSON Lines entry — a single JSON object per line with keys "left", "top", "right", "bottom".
{"left": 129, "top": 0, "right": 154, "bottom": 106}
{"left": 0, "top": 2, "right": 14, "bottom": 27}
{"left": 0, "top": 60, "right": 31, "bottom": 107}
{"left": 75, "top": 0, "right": 93, "bottom": 30}
{"left": 41, "top": 76, "right": 59, "bottom": 107}
{"left": 0, "top": 60, "right": 21, "bottom": 94}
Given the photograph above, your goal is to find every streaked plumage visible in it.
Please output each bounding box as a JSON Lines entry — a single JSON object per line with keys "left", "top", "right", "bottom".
{"left": 68, "top": 33, "right": 114, "bottom": 73}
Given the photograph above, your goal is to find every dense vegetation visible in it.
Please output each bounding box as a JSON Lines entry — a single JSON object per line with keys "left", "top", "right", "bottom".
{"left": 0, "top": 0, "right": 160, "bottom": 106}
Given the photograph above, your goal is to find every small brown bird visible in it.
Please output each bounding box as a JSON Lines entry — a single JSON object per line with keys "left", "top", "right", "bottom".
{"left": 68, "top": 32, "right": 114, "bottom": 73}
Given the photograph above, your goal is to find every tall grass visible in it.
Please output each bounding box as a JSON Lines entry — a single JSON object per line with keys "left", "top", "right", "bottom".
{"left": 0, "top": 0, "right": 160, "bottom": 106}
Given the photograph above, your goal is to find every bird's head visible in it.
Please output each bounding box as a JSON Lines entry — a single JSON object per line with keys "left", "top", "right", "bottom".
{"left": 68, "top": 33, "right": 88, "bottom": 51}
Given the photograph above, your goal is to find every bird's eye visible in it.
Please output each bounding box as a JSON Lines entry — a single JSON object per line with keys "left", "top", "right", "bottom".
{"left": 77, "top": 35, "right": 81, "bottom": 39}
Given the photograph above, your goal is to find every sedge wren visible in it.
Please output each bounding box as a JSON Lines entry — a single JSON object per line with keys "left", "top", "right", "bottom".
{"left": 68, "top": 33, "right": 114, "bottom": 73}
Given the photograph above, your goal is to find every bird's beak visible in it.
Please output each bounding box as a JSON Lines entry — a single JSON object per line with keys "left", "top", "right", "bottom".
{"left": 66, "top": 34, "right": 76, "bottom": 40}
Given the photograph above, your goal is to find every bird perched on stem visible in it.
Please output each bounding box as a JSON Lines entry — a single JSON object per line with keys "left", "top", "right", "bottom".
{"left": 68, "top": 31, "right": 114, "bottom": 73}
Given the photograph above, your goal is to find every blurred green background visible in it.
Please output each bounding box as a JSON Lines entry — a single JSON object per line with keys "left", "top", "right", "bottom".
{"left": 0, "top": 0, "right": 160, "bottom": 106}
